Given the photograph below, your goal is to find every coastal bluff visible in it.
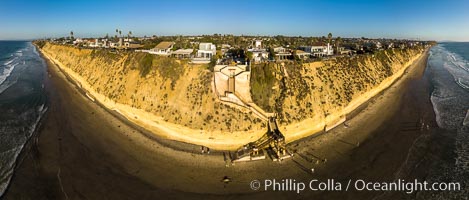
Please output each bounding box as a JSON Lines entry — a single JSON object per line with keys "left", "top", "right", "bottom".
{"left": 250, "top": 45, "right": 426, "bottom": 142}
{"left": 36, "top": 42, "right": 425, "bottom": 149}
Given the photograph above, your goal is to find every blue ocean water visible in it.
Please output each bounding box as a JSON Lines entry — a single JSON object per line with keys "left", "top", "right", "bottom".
{"left": 426, "top": 43, "right": 469, "bottom": 199}
{"left": 430, "top": 43, "right": 469, "bottom": 128}
{"left": 0, "top": 41, "right": 47, "bottom": 197}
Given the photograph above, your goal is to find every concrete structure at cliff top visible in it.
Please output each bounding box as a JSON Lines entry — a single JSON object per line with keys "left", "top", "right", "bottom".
{"left": 213, "top": 64, "right": 272, "bottom": 121}
{"left": 214, "top": 64, "right": 251, "bottom": 102}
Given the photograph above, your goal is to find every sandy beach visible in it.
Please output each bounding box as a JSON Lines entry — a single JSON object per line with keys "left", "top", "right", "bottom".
{"left": 4, "top": 48, "right": 450, "bottom": 199}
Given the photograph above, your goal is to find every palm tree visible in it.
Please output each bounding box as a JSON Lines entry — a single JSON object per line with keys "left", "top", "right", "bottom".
{"left": 128, "top": 31, "right": 132, "bottom": 38}
{"left": 327, "top": 32, "right": 332, "bottom": 44}
{"left": 119, "top": 30, "right": 122, "bottom": 38}
{"left": 335, "top": 37, "right": 342, "bottom": 54}
{"left": 70, "top": 31, "right": 74, "bottom": 40}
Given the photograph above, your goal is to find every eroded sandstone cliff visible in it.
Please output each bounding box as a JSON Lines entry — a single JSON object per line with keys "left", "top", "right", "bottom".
{"left": 40, "top": 43, "right": 263, "bottom": 133}
{"left": 38, "top": 42, "right": 425, "bottom": 148}
{"left": 250, "top": 46, "right": 425, "bottom": 128}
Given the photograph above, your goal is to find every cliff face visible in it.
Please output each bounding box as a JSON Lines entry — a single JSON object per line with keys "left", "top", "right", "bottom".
{"left": 39, "top": 42, "right": 425, "bottom": 148}
{"left": 251, "top": 47, "right": 425, "bottom": 127}
{"left": 40, "top": 43, "right": 263, "bottom": 132}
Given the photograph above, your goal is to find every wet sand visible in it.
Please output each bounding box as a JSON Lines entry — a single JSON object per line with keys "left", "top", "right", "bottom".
{"left": 4, "top": 49, "right": 446, "bottom": 200}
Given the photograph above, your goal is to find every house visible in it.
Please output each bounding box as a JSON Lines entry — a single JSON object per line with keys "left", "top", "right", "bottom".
{"left": 274, "top": 47, "right": 285, "bottom": 52}
{"left": 254, "top": 40, "right": 262, "bottom": 48}
{"left": 221, "top": 44, "right": 231, "bottom": 49}
{"left": 101, "top": 39, "right": 109, "bottom": 48}
{"left": 249, "top": 49, "right": 269, "bottom": 63}
{"left": 124, "top": 42, "right": 143, "bottom": 49}
{"left": 221, "top": 44, "right": 232, "bottom": 55}
{"left": 73, "top": 38, "right": 84, "bottom": 45}
{"left": 274, "top": 47, "right": 292, "bottom": 60}
{"left": 197, "top": 42, "right": 216, "bottom": 58}
{"left": 247, "top": 40, "right": 269, "bottom": 63}
{"left": 171, "top": 49, "right": 193, "bottom": 59}
{"left": 149, "top": 41, "right": 175, "bottom": 56}
{"left": 339, "top": 49, "right": 353, "bottom": 55}
{"left": 376, "top": 41, "right": 382, "bottom": 49}
{"left": 192, "top": 43, "right": 216, "bottom": 64}
{"left": 88, "top": 39, "right": 101, "bottom": 48}
{"left": 294, "top": 50, "right": 310, "bottom": 60}
{"left": 299, "top": 43, "right": 333, "bottom": 57}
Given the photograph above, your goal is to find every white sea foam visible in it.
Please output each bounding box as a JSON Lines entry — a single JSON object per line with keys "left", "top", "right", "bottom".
{"left": 449, "top": 55, "right": 469, "bottom": 72}
{"left": 440, "top": 48, "right": 469, "bottom": 92}
{"left": 3, "top": 57, "right": 16, "bottom": 66}
{"left": 0, "top": 62, "right": 18, "bottom": 87}
{"left": 0, "top": 146, "right": 23, "bottom": 197}
{"left": 14, "top": 51, "right": 22, "bottom": 57}
{"left": 430, "top": 94, "right": 444, "bottom": 128}
{"left": 429, "top": 45, "right": 467, "bottom": 129}
{"left": 0, "top": 52, "right": 22, "bottom": 88}
{"left": 428, "top": 44, "right": 469, "bottom": 199}
{"left": 0, "top": 106, "right": 48, "bottom": 198}
{"left": 463, "top": 110, "right": 469, "bottom": 127}
{"left": 456, "top": 78, "right": 469, "bottom": 90}
{"left": 38, "top": 104, "right": 45, "bottom": 113}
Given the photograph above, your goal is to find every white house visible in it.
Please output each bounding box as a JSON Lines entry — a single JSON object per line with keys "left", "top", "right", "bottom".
{"left": 274, "top": 47, "right": 292, "bottom": 60}
{"left": 247, "top": 40, "right": 269, "bottom": 63}
{"left": 254, "top": 40, "right": 262, "bottom": 48}
{"left": 273, "top": 47, "right": 287, "bottom": 53}
{"left": 197, "top": 43, "right": 216, "bottom": 58}
{"left": 88, "top": 39, "right": 101, "bottom": 48}
{"left": 249, "top": 49, "right": 269, "bottom": 63}
{"left": 192, "top": 43, "right": 216, "bottom": 63}
{"left": 73, "top": 38, "right": 84, "bottom": 45}
{"left": 101, "top": 39, "right": 109, "bottom": 48}
{"left": 149, "top": 41, "right": 175, "bottom": 56}
{"left": 299, "top": 43, "right": 333, "bottom": 57}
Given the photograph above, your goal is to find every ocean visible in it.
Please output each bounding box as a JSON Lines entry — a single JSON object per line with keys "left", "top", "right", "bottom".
{"left": 425, "top": 43, "right": 469, "bottom": 199}
{"left": 0, "top": 41, "right": 47, "bottom": 197}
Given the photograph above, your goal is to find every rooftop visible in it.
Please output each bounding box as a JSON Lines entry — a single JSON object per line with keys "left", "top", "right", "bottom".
{"left": 155, "top": 41, "right": 175, "bottom": 49}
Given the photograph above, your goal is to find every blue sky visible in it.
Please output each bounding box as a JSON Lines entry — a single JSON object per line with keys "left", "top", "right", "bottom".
{"left": 1, "top": 0, "right": 468, "bottom": 41}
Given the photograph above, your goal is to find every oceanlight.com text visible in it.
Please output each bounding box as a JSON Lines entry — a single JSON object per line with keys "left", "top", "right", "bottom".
{"left": 249, "top": 179, "right": 461, "bottom": 194}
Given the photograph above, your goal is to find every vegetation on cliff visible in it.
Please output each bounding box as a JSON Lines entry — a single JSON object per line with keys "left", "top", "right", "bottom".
{"left": 250, "top": 46, "right": 425, "bottom": 125}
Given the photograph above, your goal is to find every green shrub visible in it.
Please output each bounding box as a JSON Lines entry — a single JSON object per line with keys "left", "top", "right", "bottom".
{"left": 139, "top": 53, "right": 154, "bottom": 77}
